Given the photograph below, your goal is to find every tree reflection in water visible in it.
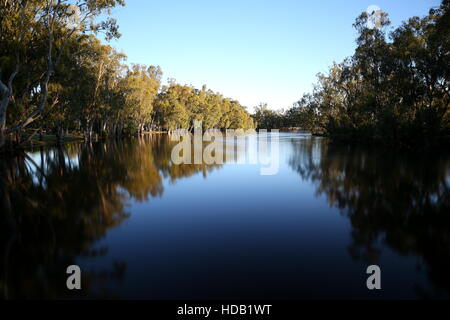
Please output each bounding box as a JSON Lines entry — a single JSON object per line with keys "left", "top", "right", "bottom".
{"left": 289, "top": 138, "right": 450, "bottom": 298}
{"left": 3, "top": 135, "right": 449, "bottom": 299}
{"left": 0, "top": 135, "right": 222, "bottom": 299}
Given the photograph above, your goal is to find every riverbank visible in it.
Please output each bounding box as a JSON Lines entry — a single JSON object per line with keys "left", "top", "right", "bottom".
{"left": 0, "top": 131, "right": 168, "bottom": 154}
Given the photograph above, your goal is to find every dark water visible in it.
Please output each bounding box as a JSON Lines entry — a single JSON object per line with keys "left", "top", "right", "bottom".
{"left": 1, "top": 133, "right": 450, "bottom": 300}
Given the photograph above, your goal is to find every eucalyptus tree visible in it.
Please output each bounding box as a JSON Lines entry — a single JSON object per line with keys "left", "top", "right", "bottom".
{"left": 153, "top": 84, "right": 190, "bottom": 133}
{"left": 0, "top": 0, "right": 39, "bottom": 146}
{"left": 253, "top": 103, "right": 284, "bottom": 130}
{"left": 154, "top": 82, "right": 254, "bottom": 132}
{"left": 0, "top": 0, "right": 125, "bottom": 148}
{"left": 283, "top": 0, "right": 449, "bottom": 145}
{"left": 120, "top": 64, "right": 162, "bottom": 135}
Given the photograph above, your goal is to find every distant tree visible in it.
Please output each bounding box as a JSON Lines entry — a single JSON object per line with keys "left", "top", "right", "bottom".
{"left": 282, "top": 0, "right": 449, "bottom": 146}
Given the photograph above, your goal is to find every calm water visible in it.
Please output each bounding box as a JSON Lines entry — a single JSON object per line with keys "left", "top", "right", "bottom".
{"left": 1, "top": 133, "right": 450, "bottom": 300}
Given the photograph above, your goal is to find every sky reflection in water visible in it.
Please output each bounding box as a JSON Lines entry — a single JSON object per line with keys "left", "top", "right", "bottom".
{"left": 1, "top": 134, "right": 449, "bottom": 299}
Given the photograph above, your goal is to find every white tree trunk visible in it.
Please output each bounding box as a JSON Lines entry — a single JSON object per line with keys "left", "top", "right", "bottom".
{"left": 0, "top": 65, "right": 19, "bottom": 149}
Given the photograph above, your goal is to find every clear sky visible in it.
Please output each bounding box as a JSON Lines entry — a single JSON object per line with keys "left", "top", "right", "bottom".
{"left": 107, "top": 0, "right": 441, "bottom": 111}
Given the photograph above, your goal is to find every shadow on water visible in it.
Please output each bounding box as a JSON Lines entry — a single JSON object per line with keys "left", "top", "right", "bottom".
{"left": 0, "top": 135, "right": 222, "bottom": 299}
{"left": 289, "top": 138, "right": 450, "bottom": 298}
{"left": 1, "top": 134, "right": 450, "bottom": 299}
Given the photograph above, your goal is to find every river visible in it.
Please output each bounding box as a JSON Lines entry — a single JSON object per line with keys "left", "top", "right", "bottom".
{"left": 1, "top": 133, "right": 449, "bottom": 299}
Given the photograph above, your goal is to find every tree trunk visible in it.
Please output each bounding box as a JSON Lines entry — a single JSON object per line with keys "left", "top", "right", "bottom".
{"left": 100, "top": 119, "right": 107, "bottom": 135}
{"left": 56, "top": 125, "right": 62, "bottom": 143}
{"left": 0, "top": 65, "right": 19, "bottom": 149}
{"left": 5, "top": 16, "right": 55, "bottom": 137}
{"left": 0, "top": 93, "right": 8, "bottom": 148}
{"left": 56, "top": 124, "right": 66, "bottom": 144}
{"left": 85, "top": 120, "right": 95, "bottom": 141}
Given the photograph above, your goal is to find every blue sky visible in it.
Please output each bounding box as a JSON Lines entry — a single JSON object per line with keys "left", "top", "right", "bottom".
{"left": 108, "top": 0, "right": 441, "bottom": 111}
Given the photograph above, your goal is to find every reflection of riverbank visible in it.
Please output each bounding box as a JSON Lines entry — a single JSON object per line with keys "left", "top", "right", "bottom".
{"left": 278, "top": 128, "right": 312, "bottom": 134}
{"left": 289, "top": 139, "right": 450, "bottom": 298}
{"left": 3, "top": 134, "right": 450, "bottom": 299}
{"left": 0, "top": 135, "right": 225, "bottom": 299}
{"left": 4, "top": 132, "right": 169, "bottom": 152}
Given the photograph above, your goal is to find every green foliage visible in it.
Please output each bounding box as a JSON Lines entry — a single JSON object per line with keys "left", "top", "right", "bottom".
{"left": 253, "top": 103, "right": 284, "bottom": 130}
{"left": 0, "top": 0, "right": 254, "bottom": 146}
{"left": 120, "top": 64, "right": 162, "bottom": 133}
{"left": 281, "top": 1, "right": 450, "bottom": 146}
{"left": 153, "top": 83, "right": 254, "bottom": 132}
{"left": 3, "top": 0, "right": 447, "bottom": 146}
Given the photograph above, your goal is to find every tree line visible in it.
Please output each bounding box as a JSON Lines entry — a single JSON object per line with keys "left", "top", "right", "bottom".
{"left": 256, "top": 1, "right": 450, "bottom": 146}
{"left": 2, "top": 1, "right": 448, "bottom": 151}
{"left": 0, "top": 0, "right": 254, "bottom": 151}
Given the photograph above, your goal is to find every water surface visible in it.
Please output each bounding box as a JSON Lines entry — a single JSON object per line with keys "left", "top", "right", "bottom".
{"left": 1, "top": 134, "right": 449, "bottom": 299}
